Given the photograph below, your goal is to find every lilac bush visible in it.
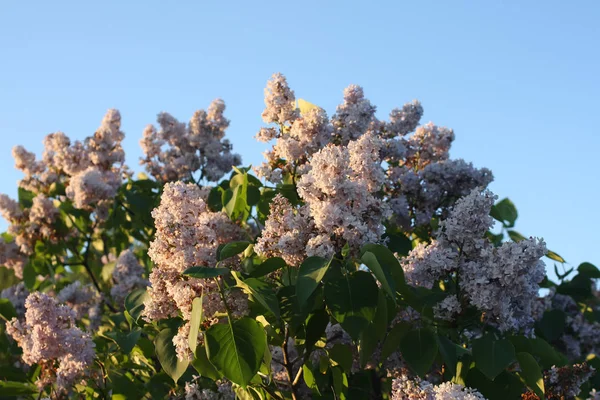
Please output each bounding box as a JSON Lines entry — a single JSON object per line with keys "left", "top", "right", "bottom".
{"left": 0, "top": 73, "right": 597, "bottom": 399}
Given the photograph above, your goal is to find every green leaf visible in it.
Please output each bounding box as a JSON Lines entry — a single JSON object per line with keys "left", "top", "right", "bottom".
{"left": 537, "top": 309, "right": 566, "bottom": 342}
{"left": 124, "top": 288, "right": 149, "bottom": 324}
{"left": 529, "top": 338, "right": 563, "bottom": 369}
{"left": 188, "top": 297, "right": 203, "bottom": 354}
{"left": 101, "top": 261, "right": 116, "bottom": 282}
{"left": 361, "top": 243, "right": 406, "bottom": 292}
{"left": 207, "top": 186, "right": 225, "bottom": 211}
{"left": 105, "top": 329, "right": 142, "bottom": 354}
{"left": 0, "top": 299, "right": 17, "bottom": 320}
{"left": 516, "top": 352, "right": 544, "bottom": 399}
{"left": 490, "top": 198, "right": 518, "bottom": 227}
{"left": 360, "top": 248, "right": 396, "bottom": 302}
{"left": 0, "top": 381, "right": 38, "bottom": 396}
{"left": 578, "top": 262, "right": 600, "bottom": 278}
{"left": 399, "top": 328, "right": 438, "bottom": 377}
{"left": 0, "top": 267, "right": 18, "bottom": 291}
{"left": 384, "top": 232, "right": 413, "bottom": 256}
{"left": 329, "top": 343, "right": 353, "bottom": 372}
{"left": 296, "top": 256, "right": 331, "bottom": 307}
{"left": 507, "top": 230, "right": 526, "bottom": 242}
{"left": 205, "top": 317, "right": 267, "bottom": 387}
{"left": 17, "top": 187, "right": 34, "bottom": 208}
{"left": 324, "top": 270, "right": 379, "bottom": 340}
{"left": 232, "top": 272, "right": 280, "bottom": 319}
{"left": 225, "top": 175, "right": 249, "bottom": 220}
{"left": 359, "top": 290, "right": 388, "bottom": 367}
{"left": 192, "top": 345, "right": 221, "bottom": 381}
{"left": 305, "top": 309, "right": 330, "bottom": 354}
{"left": 297, "top": 98, "right": 320, "bottom": 114}
{"left": 155, "top": 327, "right": 190, "bottom": 384}
{"left": 183, "top": 266, "right": 230, "bottom": 279}
{"left": 437, "top": 335, "right": 469, "bottom": 376}
{"left": 381, "top": 322, "right": 410, "bottom": 362}
{"left": 248, "top": 257, "right": 286, "bottom": 277}
{"left": 472, "top": 335, "right": 516, "bottom": 381}
{"left": 546, "top": 250, "right": 565, "bottom": 263}
{"left": 217, "top": 241, "right": 251, "bottom": 261}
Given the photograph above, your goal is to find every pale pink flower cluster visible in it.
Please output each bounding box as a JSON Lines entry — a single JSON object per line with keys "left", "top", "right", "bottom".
{"left": 183, "top": 377, "right": 234, "bottom": 400}
{"left": 391, "top": 375, "right": 486, "bottom": 399}
{"left": 261, "top": 72, "right": 299, "bottom": 125}
{"left": 254, "top": 74, "right": 331, "bottom": 183}
{"left": 0, "top": 236, "right": 27, "bottom": 278}
{"left": 388, "top": 159, "right": 493, "bottom": 228}
{"left": 540, "top": 291, "right": 600, "bottom": 360}
{"left": 11, "top": 110, "right": 126, "bottom": 208}
{"left": 65, "top": 166, "right": 120, "bottom": 210}
{"left": 0, "top": 282, "right": 29, "bottom": 316}
{"left": 143, "top": 182, "right": 248, "bottom": 360}
{"left": 0, "top": 193, "right": 60, "bottom": 256}
{"left": 5, "top": 292, "right": 95, "bottom": 391}
{"left": 256, "top": 131, "right": 390, "bottom": 260}
{"left": 254, "top": 73, "right": 492, "bottom": 231}
{"left": 331, "top": 85, "right": 377, "bottom": 144}
{"left": 57, "top": 281, "right": 102, "bottom": 331}
{"left": 401, "top": 189, "right": 547, "bottom": 333}
{"left": 254, "top": 194, "right": 313, "bottom": 266}
{"left": 297, "top": 133, "right": 390, "bottom": 255}
{"left": 110, "top": 249, "right": 149, "bottom": 307}
{"left": 386, "top": 100, "right": 424, "bottom": 137}
{"left": 140, "top": 100, "right": 241, "bottom": 183}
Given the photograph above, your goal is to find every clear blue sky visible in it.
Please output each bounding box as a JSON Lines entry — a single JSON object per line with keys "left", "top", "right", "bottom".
{"left": 1, "top": 1, "right": 598, "bottom": 273}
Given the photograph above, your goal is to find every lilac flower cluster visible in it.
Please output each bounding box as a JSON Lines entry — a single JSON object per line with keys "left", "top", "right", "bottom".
{"left": 183, "top": 377, "right": 234, "bottom": 400}
{"left": 110, "top": 249, "right": 149, "bottom": 307}
{"left": 5, "top": 292, "right": 95, "bottom": 391}
{"left": 542, "top": 363, "right": 595, "bottom": 400}
{"left": 539, "top": 290, "right": 600, "bottom": 360}
{"left": 0, "top": 282, "right": 29, "bottom": 316}
{"left": 0, "top": 193, "right": 60, "bottom": 260}
{"left": 252, "top": 73, "right": 496, "bottom": 263}
{"left": 391, "top": 374, "right": 486, "bottom": 399}
{"left": 11, "top": 110, "right": 126, "bottom": 211}
{"left": 401, "top": 189, "right": 547, "bottom": 333}
{"left": 140, "top": 100, "right": 241, "bottom": 183}
{"left": 143, "top": 182, "right": 248, "bottom": 360}
{"left": 255, "top": 131, "right": 390, "bottom": 260}
{"left": 57, "top": 281, "right": 102, "bottom": 331}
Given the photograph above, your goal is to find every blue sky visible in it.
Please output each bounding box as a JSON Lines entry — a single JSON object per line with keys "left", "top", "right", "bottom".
{"left": 1, "top": 1, "right": 598, "bottom": 273}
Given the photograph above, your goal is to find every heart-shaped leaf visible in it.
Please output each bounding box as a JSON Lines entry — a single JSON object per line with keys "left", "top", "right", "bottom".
{"left": 472, "top": 335, "right": 516, "bottom": 381}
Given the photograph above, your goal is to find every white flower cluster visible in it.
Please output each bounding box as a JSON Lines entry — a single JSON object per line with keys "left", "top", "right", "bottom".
{"left": 57, "top": 281, "right": 102, "bottom": 331}
{"left": 401, "top": 189, "right": 547, "bottom": 333}
{"left": 110, "top": 249, "right": 149, "bottom": 307}
{"left": 391, "top": 374, "right": 486, "bottom": 399}
{"left": 143, "top": 182, "right": 248, "bottom": 360}
{"left": 0, "top": 282, "right": 29, "bottom": 316}
{"left": 5, "top": 292, "right": 95, "bottom": 391}
{"left": 140, "top": 100, "right": 241, "bottom": 183}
